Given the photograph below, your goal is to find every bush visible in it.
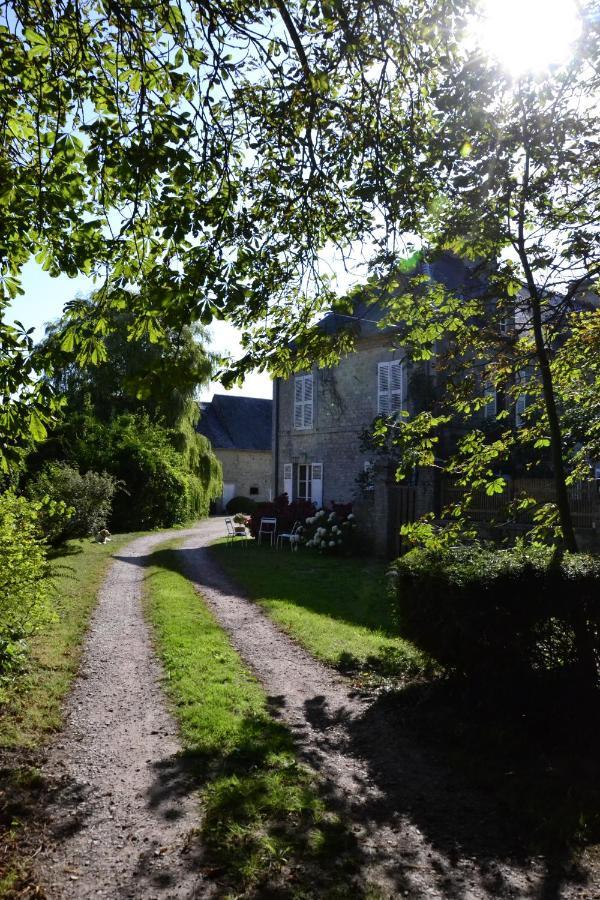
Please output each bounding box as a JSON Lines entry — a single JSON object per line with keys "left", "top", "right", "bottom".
{"left": 27, "top": 462, "right": 117, "bottom": 543}
{"left": 248, "top": 494, "right": 316, "bottom": 539}
{"left": 0, "top": 493, "right": 54, "bottom": 677}
{"left": 226, "top": 496, "right": 257, "bottom": 515}
{"left": 302, "top": 508, "right": 359, "bottom": 555}
{"left": 391, "top": 544, "right": 600, "bottom": 688}
{"left": 68, "top": 414, "right": 219, "bottom": 530}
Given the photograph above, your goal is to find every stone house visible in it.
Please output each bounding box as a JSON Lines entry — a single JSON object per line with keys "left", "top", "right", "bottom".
{"left": 197, "top": 394, "right": 272, "bottom": 511}
{"left": 272, "top": 254, "right": 496, "bottom": 553}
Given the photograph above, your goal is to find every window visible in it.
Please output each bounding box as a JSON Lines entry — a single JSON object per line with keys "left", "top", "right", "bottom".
{"left": 377, "top": 360, "right": 404, "bottom": 416}
{"left": 294, "top": 373, "right": 313, "bottom": 429}
{"left": 515, "top": 394, "right": 527, "bottom": 428}
{"left": 483, "top": 383, "right": 497, "bottom": 419}
{"left": 249, "top": 486, "right": 259, "bottom": 495}
{"left": 298, "top": 464, "right": 312, "bottom": 500}
{"left": 297, "top": 462, "right": 323, "bottom": 506}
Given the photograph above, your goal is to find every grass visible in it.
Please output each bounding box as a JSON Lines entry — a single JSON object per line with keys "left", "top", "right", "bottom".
{"left": 209, "top": 541, "right": 427, "bottom": 681}
{"left": 144, "top": 543, "right": 377, "bottom": 898}
{"left": 0, "top": 531, "right": 146, "bottom": 898}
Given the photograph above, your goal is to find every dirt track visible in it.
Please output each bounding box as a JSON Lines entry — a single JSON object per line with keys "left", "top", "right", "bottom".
{"left": 35, "top": 523, "right": 223, "bottom": 900}
{"left": 35, "top": 520, "right": 599, "bottom": 899}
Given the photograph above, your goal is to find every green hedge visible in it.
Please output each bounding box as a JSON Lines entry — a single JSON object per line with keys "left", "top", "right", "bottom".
{"left": 225, "top": 496, "right": 257, "bottom": 515}
{"left": 0, "top": 493, "right": 53, "bottom": 677}
{"left": 391, "top": 545, "right": 600, "bottom": 686}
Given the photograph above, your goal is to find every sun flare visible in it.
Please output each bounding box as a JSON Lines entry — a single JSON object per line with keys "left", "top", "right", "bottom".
{"left": 474, "top": 0, "right": 582, "bottom": 77}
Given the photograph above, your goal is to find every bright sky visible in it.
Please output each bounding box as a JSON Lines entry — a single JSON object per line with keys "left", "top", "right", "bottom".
{"left": 474, "top": 0, "right": 581, "bottom": 76}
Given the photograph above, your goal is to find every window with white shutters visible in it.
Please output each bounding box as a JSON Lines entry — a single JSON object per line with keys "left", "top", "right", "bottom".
{"left": 293, "top": 374, "right": 313, "bottom": 429}
{"left": 377, "top": 361, "right": 403, "bottom": 416}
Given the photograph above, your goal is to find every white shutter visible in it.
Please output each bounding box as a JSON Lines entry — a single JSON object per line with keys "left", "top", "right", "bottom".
{"left": 377, "top": 362, "right": 390, "bottom": 415}
{"left": 516, "top": 395, "right": 527, "bottom": 428}
{"left": 294, "top": 374, "right": 313, "bottom": 429}
{"left": 303, "top": 374, "right": 313, "bottom": 428}
{"left": 378, "top": 361, "right": 404, "bottom": 415}
{"left": 483, "top": 383, "right": 497, "bottom": 419}
{"left": 283, "top": 463, "right": 293, "bottom": 500}
{"left": 390, "top": 361, "right": 403, "bottom": 414}
{"left": 311, "top": 462, "right": 323, "bottom": 508}
{"left": 294, "top": 378, "right": 304, "bottom": 429}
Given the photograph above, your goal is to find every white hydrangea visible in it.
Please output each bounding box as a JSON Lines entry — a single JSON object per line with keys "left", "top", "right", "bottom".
{"left": 347, "top": 513, "right": 355, "bottom": 521}
{"left": 328, "top": 512, "right": 336, "bottom": 522}
{"left": 316, "top": 509, "right": 325, "bottom": 518}
{"left": 329, "top": 541, "right": 335, "bottom": 547}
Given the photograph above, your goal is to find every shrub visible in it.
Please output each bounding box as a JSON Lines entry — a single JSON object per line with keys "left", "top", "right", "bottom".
{"left": 302, "top": 508, "right": 359, "bottom": 555}
{"left": 27, "top": 462, "right": 117, "bottom": 543}
{"left": 226, "top": 496, "right": 257, "bottom": 515}
{"left": 69, "top": 414, "right": 218, "bottom": 530}
{"left": 0, "top": 493, "right": 54, "bottom": 677}
{"left": 248, "top": 494, "right": 316, "bottom": 539}
{"left": 391, "top": 544, "right": 600, "bottom": 688}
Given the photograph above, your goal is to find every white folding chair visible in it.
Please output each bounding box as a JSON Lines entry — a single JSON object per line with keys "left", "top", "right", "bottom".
{"left": 225, "top": 517, "right": 247, "bottom": 547}
{"left": 277, "top": 521, "right": 301, "bottom": 551}
{"left": 257, "top": 516, "right": 277, "bottom": 547}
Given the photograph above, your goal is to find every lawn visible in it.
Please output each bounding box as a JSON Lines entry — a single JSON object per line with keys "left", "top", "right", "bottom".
{"left": 143, "top": 543, "right": 373, "bottom": 898}
{"left": 209, "top": 542, "right": 427, "bottom": 680}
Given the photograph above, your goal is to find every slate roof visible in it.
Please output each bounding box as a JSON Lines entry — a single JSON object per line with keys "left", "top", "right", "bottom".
{"left": 197, "top": 394, "right": 272, "bottom": 452}
{"left": 317, "top": 252, "right": 492, "bottom": 338}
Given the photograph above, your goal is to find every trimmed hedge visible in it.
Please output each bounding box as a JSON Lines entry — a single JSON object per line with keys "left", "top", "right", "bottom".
{"left": 391, "top": 545, "right": 600, "bottom": 686}
{"left": 226, "top": 496, "right": 257, "bottom": 515}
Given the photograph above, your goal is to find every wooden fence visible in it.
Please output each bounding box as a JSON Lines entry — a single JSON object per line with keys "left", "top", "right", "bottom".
{"left": 389, "top": 485, "right": 417, "bottom": 556}
{"left": 440, "top": 476, "right": 598, "bottom": 530}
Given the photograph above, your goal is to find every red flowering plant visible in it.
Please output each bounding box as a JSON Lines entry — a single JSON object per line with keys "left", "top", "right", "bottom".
{"left": 248, "top": 493, "right": 316, "bottom": 539}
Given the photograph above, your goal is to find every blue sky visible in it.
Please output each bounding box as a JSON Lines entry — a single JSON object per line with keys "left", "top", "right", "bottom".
{"left": 9, "top": 261, "right": 272, "bottom": 401}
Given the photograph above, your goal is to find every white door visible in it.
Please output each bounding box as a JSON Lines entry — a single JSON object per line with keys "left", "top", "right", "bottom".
{"left": 311, "top": 463, "right": 323, "bottom": 508}
{"left": 223, "top": 482, "right": 236, "bottom": 509}
{"left": 283, "top": 464, "right": 293, "bottom": 500}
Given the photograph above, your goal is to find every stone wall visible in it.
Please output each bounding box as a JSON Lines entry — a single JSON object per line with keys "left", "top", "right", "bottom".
{"left": 275, "top": 335, "right": 407, "bottom": 505}
{"left": 216, "top": 449, "right": 272, "bottom": 510}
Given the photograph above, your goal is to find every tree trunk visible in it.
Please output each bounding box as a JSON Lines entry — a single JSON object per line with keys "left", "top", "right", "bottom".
{"left": 527, "top": 290, "right": 578, "bottom": 552}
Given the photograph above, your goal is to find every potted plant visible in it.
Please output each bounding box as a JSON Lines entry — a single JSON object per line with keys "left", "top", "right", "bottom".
{"left": 232, "top": 512, "right": 250, "bottom": 535}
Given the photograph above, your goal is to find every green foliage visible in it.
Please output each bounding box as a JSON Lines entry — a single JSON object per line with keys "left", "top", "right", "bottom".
{"left": 67, "top": 413, "right": 220, "bottom": 531}
{"left": 391, "top": 544, "right": 600, "bottom": 688}
{"left": 0, "top": 493, "right": 53, "bottom": 678}
{"left": 26, "top": 461, "right": 117, "bottom": 543}
{"left": 225, "top": 495, "right": 257, "bottom": 515}
{"left": 27, "top": 302, "right": 222, "bottom": 531}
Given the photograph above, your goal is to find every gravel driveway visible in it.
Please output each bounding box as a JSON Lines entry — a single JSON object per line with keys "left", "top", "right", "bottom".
{"left": 34, "top": 520, "right": 598, "bottom": 899}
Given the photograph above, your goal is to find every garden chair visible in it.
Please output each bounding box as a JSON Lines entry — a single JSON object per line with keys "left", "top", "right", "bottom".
{"left": 225, "top": 517, "right": 247, "bottom": 547}
{"left": 277, "top": 521, "right": 301, "bottom": 551}
{"left": 257, "top": 516, "right": 277, "bottom": 547}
